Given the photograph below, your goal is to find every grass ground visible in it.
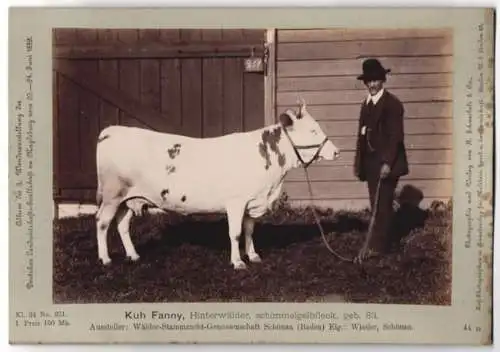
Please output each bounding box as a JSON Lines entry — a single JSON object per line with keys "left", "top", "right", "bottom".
{"left": 53, "top": 197, "right": 452, "bottom": 305}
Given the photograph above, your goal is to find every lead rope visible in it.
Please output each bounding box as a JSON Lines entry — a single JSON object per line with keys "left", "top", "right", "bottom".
{"left": 303, "top": 166, "right": 354, "bottom": 262}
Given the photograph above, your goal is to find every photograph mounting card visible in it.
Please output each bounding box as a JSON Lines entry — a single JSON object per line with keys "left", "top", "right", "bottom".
{"left": 8, "top": 7, "right": 494, "bottom": 345}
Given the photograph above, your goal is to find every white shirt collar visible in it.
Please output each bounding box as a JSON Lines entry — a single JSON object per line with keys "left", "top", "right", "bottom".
{"left": 366, "top": 88, "right": 385, "bottom": 105}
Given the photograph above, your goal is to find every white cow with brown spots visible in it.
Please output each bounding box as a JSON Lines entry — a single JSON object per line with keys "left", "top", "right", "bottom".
{"left": 95, "top": 102, "right": 340, "bottom": 270}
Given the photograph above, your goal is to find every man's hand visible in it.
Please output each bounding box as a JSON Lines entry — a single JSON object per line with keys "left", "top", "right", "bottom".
{"left": 380, "top": 163, "right": 391, "bottom": 179}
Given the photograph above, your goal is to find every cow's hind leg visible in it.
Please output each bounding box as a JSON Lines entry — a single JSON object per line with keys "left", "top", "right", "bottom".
{"left": 243, "top": 216, "right": 261, "bottom": 263}
{"left": 226, "top": 202, "right": 247, "bottom": 270}
{"left": 116, "top": 207, "right": 140, "bottom": 261}
{"left": 95, "top": 201, "right": 120, "bottom": 265}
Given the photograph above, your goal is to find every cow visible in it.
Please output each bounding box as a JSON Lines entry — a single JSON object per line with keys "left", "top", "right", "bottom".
{"left": 95, "top": 101, "right": 340, "bottom": 270}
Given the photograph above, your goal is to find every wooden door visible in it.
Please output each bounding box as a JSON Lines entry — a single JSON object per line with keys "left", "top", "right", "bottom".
{"left": 53, "top": 29, "right": 266, "bottom": 202}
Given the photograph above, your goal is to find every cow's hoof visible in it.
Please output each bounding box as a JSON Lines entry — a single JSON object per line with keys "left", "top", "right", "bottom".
{"left": 127, "top": 254, "right": 140, "bottom": 262}
{"left": 353, "top": 256, "right": 363, "bottom": 265}
{"left": 248, "top": 253, "right": 262, "bottom": 263}
{"left": 353, "top": 249, "right": 367, "bottom": 264}
{"left": 233, "top": 261, "right": 247, "bottom": 270}
{"left": 100, "top": 257, "right": 112, "bottom": 265}
{"left": 354, "top": 248, "right": 379, "bottom": 264}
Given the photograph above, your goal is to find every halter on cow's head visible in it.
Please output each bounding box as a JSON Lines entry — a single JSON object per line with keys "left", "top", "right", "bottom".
{"left": 279, "top": 99, "right": 340, "bottom": 168}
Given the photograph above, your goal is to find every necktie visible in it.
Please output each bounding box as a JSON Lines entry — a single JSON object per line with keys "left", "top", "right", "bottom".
{"left": 366, "top": 100, "right": 375, "bottom": 152}
{"left": 367, "top": 100, "right": 374, "bottom": 112}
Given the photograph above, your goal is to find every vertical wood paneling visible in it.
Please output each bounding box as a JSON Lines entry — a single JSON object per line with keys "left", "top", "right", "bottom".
{"left": 96, "top": 29, "right": 119, "bottom": 130}
{"left": 54, "top": 28, "right": 76, "bottom": 45}
{"left": 98, "top": 60, "right": 119, "bottom": 129}
{"left": 139, "top": 29, "right": 159, "bottom": 42}
{"left": 120, "top": 57, "right": 146, "bottom": 128}
{"left": 97, "top": 29, "right": 120, "bottom": 130}
{"left": 52, "top": 70, "right": 60, "bottom": 196}
{"left": 141, "top": 29, "right": 169, "bottom": 132}
{"left": 57, "top": 75, "right": 80, "bottom": 188}
{"left": 243, "top": 73, "right": 265, "bottom": 131}
{"left": 202, "top": 29, "right": 222, "bottom": 41}
{"left": 96, "top": 29, "right": 118, "bottom": 43}
{"left": 223, "top": 58, "right": 243, "bottom": 133}
{"left": 181, "top": 59, "right": 202, "bottom": 137}
{"left": 265, "top": 29, "right": 277, "bottom": 126}
{"left": 160, "top": 59, "right": 182, "bottom": 129}
{"left": 53, "top": 28, "right": 266, "bottom": 202}
{"left": 242, "top": 29, "right": 265, "bottom": 43}
{"left": 75, "top": 29, "right": 98, "bottom": 45}
{"left": 74, "top": 60, "right": 100, "bottom": 187}
{"left": 222, "top": 29, "right": 245, "bottom": 42}
{"left": 159, "top": 29, "right": 180, "bottom": 43}
{"left": 118, "top": 30, "right": 146, "bottom": 128}
{"left": 118, "top": 29, "right": 139, "bottom": 43}
{"left": 180, "top": 29, "right": 202, "bottom": 42}
{"left": 202, "top": 58, "right": 224, "bottom": 137}
{"left": 140, "top": 59, "right": 161, "bottom": 111}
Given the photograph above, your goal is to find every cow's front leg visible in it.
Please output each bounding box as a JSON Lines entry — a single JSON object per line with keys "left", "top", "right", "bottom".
{"left": 226, "top": 203, "right": 247, "bottom": 270}
{"left": 243, "top": 216, "right": 261, "bottom": 263}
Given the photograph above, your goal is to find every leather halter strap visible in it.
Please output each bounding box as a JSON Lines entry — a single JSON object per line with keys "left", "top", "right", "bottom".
{"left": 281, "top": 125, "right": 329, "bottom": 168}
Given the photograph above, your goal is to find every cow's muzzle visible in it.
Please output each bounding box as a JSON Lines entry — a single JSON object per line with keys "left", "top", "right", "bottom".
{"left": 326, "top": 140, "right": 340, "bottom": 160}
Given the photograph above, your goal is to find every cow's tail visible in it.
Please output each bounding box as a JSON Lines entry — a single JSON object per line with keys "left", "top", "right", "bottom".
{"left": 95, "top": 127, "right": 111, "bottom": 211}
{"left": 95, "top": 153, "right": 104, "bottom": 219}
{"left": 95, "top": 152, "right": 104, "bottom": 219}
{"left": 96, "top": 182, "right": 103, "bottom": 207}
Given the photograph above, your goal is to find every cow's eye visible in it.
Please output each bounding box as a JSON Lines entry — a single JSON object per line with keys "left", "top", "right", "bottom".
{"left": 311, "top": 130, "right": 318, "bottom": 135}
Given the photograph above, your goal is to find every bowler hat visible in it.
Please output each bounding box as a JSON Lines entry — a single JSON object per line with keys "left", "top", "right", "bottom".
{"left": 357, "top": 58, "right": 391, "bottom": 81}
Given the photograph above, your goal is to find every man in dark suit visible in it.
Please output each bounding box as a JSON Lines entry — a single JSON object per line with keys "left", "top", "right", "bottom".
{"left": 353, "top": 58, "right": 409, "bottom": 261}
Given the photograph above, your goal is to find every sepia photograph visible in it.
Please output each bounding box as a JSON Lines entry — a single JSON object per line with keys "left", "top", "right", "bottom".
{"left": 51, "top": 27, "right": 454, "bottom": 306}
{"left": 9, "top": 6, "right": 494, "bottom": 345}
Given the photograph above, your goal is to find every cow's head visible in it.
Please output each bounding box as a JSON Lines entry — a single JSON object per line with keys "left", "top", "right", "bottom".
{"left": 279, "top": 100, "right": 340, "bottom": 167}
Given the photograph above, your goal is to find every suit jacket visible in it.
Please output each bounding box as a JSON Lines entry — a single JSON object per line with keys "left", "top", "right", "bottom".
{"left": 354, "top": 89, "right": 409, "bottom": 181}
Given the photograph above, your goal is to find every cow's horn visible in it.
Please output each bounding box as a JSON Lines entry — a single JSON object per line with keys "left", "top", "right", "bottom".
{"left": 298, "top": 96, "right": 306, "bottom": 108}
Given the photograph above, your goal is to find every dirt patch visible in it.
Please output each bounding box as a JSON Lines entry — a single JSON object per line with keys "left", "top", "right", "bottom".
{"left": 53, "top": 198, "right": 452, "bottom": 304}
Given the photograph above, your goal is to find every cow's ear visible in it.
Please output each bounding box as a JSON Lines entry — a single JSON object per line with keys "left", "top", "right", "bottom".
{"left": 279, "top": 113, "right": 294, "bottom": 128}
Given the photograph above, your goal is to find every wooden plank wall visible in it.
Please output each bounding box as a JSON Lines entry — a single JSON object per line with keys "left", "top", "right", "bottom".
{"left": 53, "top": 29, "right": 265, "bottom": 202}
{"left": 275, "top": 28, "right": 453, "bottom": 209}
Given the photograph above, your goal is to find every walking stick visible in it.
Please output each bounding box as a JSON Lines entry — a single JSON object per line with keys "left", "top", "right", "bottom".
{"left": 354, "top": 175, "right": 382, "bottom": 264}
